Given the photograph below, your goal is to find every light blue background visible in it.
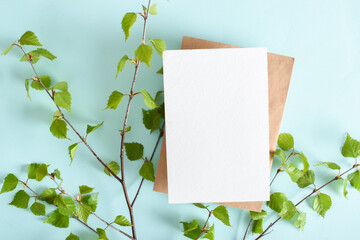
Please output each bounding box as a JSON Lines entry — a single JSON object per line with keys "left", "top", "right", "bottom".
{"left": 1, "top": 0, "right": 360, "bottom": 239}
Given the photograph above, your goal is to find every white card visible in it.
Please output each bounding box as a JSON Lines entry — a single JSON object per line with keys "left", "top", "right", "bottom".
{"left": 163, "top": 48, "right": 269, "bottom": 204}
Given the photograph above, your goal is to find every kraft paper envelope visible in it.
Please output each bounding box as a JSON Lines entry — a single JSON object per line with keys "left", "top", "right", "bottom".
{"left": 153, "top": 36, "right": 295, "bottom": 212}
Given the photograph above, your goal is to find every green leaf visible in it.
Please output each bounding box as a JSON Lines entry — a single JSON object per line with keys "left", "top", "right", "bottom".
{"left": 53, "top": 169, "right": 62, "bottom": 181}
{"left": 66, "top": 233, "right": 80, "bottom": 240}
{"left": 267, "top": 192, "right": 288, "bottom": 212}
{"left": 31, "top": 75, "right": 51, "bottom": 90}
{"left": 299, "top": 153, "right": 309, "bottom": 173}
{"left": 121, "top": 12, "right": 137, "bottom": 41}
{"left": 114, "top": 215, "right": 132, "bottom": 226}
{"left": 348, "top": 170, "right": 360, "bottom": 192}
{"left": 116, "top": 55, "right": 129, "bottom": 79}
{"left": 150, "top": 39, "right": 166, "bottom": 57}
{"left": 104, "top": 161, "right": 120, "bottom": 176}
{"left": 44, "top": 209, "right": 69, "bottom": 228}
{"left": 25, "top": 78, "right": 31, "bottom": 99}
{"left": 192, "top": 203, "right": 208, "bottom": 209}
{"left": 105, "top": 91, "right": 124, "bottom": 110}
{"left": 54, "top": 194, "right": 67, "bottom": 210}
{"left": 28, "top": 163, "right": 40, "bottom": 179}
{"left": 30, "top": 202, "right": 46, "bottom": 216}
{"left": 2, "top": 41, "right": 15, "bottom": 55}
{"left": 9, "top": 190, "right": 30, "bottom": 209}
{"left": 40, "top": 188, "right": 57, "bottom": 203}
{"left": 252, "top": 219, "right": 263, "bottom": 235}
{"left": 277, "top": 133, "right": 294, "bottom": 151}
{"left": 285, "top": 163, "right": 304, "bottom": 182}
{"left": 139, "top": 161, "right": 155, "bottom": 182}
{"left": 36, "top": 48, "right": 56, "bottom": 60}
{"left": 296, "top": 170, "right": 315, "bottom": 188}
{"left": 96, "top": 228, "right": 108, "bottom": 240}
{"left": 315, "top": 162, "right": 341, "bottom": 171}
{"left": 1, "top": 173, "right": 18, "bottom": 194}
{"left": 341, "top": 133, "right": 360, "bottom": 158}
{"left": 203, "top": 224, "right": 214, "bottom": 240}
{"left": 50, "top": 119, "right": 68, "bottom": 139}
{"left": 213, "top": 205, "right": 231, "bottom": 226}
{"left": 68, "top": 143, "right": 79, "bottom": 165}
{"left": 182, "top": 219, "right": 199, "bottom": 233}
{"left": 274, "top": 149, "right": 286, "bottom": 166}
{"left": 81, "top": 193, "right": 98, "bottom": 212}
{"left": 142, "top": 109, "right": 161, "bottom": 133}
{"left": 36, "top": 164, "right": 48, "bottom": 181}
{"left": 141, "top": 89, "right": 159, "bottom": 109}
{"left": 61, "top": 197, "right": 76, "bottom": 216}
{"left": 156, "top": 67, "right": 163, "bottom": 74}
{"left": 135, "top": 44, "right": 153, "bottom": 68}
{"left": 149, "top": 4, "right": 158, "bottom": 15}
{"left": 343, "top": 178, "right": 348, "bottom": 199}
{"left": 76, "top": 204, "right": 91, "bottom": 223}
{"left": 20, "top": 50, "right": 40, "bottom": 63}
{"left": 53, "top": 82, "right": 68, "bottom": 91}
{"left": 119, "top": 126, "right": 132, "bottom": 134}
{"left": 86, "top": 122, "right": 104, "bottom": 135}
{"left": 155, "top": 91, "right": 163, "bottom": 103}
{"left": 54, "top": 91, "right": 72, "bottom": 113}
{"left": 19, "top": 31, "right": 42, "bottom": 46}
{"left": 294, "top": 212, "right": 306, "bottom": 231}
{"left": 79, "top": 185, "right": 94, "bottom": 194}
{"left": 278, "top": 200, "right": 297, "bottom": 220}
{"left": 124, "top": 142, "right": 144, "bottom": 161}
{"left": 313, "top": 193, "right": 332, "bottom": 218}
{"left": 250, "top": 210, "right": 267, "bottom": 220}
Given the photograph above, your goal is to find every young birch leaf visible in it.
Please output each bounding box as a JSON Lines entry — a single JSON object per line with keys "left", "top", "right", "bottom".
{"left": 274, "top": 149, "right": 286, "bottom": 166}
{"left": 213, "top": 205, "right": 231, "bottom": 226}
{"left": 300, "top": 153, "right": 309, "bottom": 173}
{"left": 267, "top": 192, "right": 288, "bottom": 212}
{"left": 44, "top": 209, "right": 69, "bottom": 228}
{"left": 1, "top": 174, "right": 18, "bottom": 194}
{"left": 66, "top": 233, "right": 80, "bottom": 240}
{"left": 156, "top": 67, "right": 163, "bottom": 74}
{"left": 25, "top": 78, "right": 31, "bottom": 99}
{"left": 278, "top": 200, "right": 297, "bottom": 220}
{"left": 36, "top": 48, "right": 56, "bottom": 60}
{"left": 296, "top": 170, "right": 315, "bottom": 188}
{"left": 104, "top": 161, "right": 120, "bottom": 176}
{"left": 86, "top": 122, "right": 104, "bottom": 135}
{"left": 277, "top": 133, "right": 294, "bottom": 151}
{"left": 40, "top": 188, "right": 57, "bottom": 203}
{"left": 36, "top": 164, "right": 48, "bottom": 181}
{"left": 76, "top": 204, "right": 91, "bottom": 223}
{"left": 54, "top": 91, "right": 72, "bottom": 113}
{"left": 348, "top": 170, "right": 360, "bottom": 192}
{"left": 50, "top": 119, "right": 68, "bottom": 139}
{"left": 313, "top": 193, "right": 332, "bottom": 218}
{"left": 79, "top": 185, "right": 94, "bottom": 194}
{"left": 192, "top": 203, "right": 208, "bottom": 209}
{"left": 250, "top": 210, "right": 267, "bottom": 220}
{"left": 139, "top": 161, "right": 155, "bottom": 182}
{"left": 53, "top": 169, "right": 62, "bottom": 181}
{"left": 155, "top": 91, "right": 163, "bottom": 103}
{"left": 59, "top": 197, "right": 76, "bottom": 216}
{"left": 2, "top": 41, "right": 16, "bottom": 55}
{"left": 150, "top": 39, "right": 166, "bottom": 57}
{"left": 315, "top": 162, "right": 341, "bottom": 171}
{"left": 142, "top": 109, "right": 161, "bottom": 133}
{"left": 114, "top": 215, "right": 132, "bottom": 226}
{"left": 28, "top": 163, "right": 40, "bottom": 179}
{"left": 341, "top": 133, "right": 360, "bottom": 158}
{"left": 343, "top": 178, "right": 349, "bottom": 199}
{"left": 135, "top": 44, "right": 153, "bottom": 67}
{"left": 252, "top": 219, "right": 263, "bottom": 234}
{"left": 30, "top": 202, "right": 46, "bottom": 216}
{"left": 68, "top": 143, "right": 79, "bottom": 165}
{"left": 19, "top": 31, "right": 42, "bottom": 46}
{"left": 53, "top": 82, "right": 68, "bottom": 91}
{"left": 124, "top": 142, "right": 144, "bottom": 160}
{"left": 141, "top": 88, "right": 159, "bottom": 109}
{"left": 81, "top": 193, "right": 98, "bottom": 212}
{"left": 121, "top": 12, "right": 137, "bottom": 41}
{"left": 182, "top": 219, "right": 199, "bottom": 233}
{"left": 20, "top": 50, "right": 40, "bottom": 63}
{"left": 31, "top": 75, "right": 51, "bottom": 90}
{"left": 285, "top": 163, "right": 303, "bottom": 182}
{"left": 116, "top": 55, "right": 129, "bottom": 79}
{"left": 105, "top": 91, "right": 123, "bottom": 110}
{"left": 149, "top": 4, "right": 158, "bottom": 15}
{"left": 203, "top": 224, "right": 214, "bottom": 240}
{"left": 96, "top": 228, "right": 109, "bottom": 240}
{"left": 119, "top": 126, "right": 131, "bottom": 134}
{"left": 294, "top": 212, "right": 306, "bottom": 231}
{"left": 9, "top": 190, "right": 30, "bottom": 209}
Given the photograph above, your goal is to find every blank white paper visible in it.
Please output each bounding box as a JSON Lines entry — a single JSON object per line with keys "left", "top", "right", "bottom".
{"left": 163, "top": 48, "right": 269, "bottom": 204}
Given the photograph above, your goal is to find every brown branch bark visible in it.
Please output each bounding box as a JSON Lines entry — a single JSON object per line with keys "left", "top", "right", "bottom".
{"left": 195, "top": 210, "right": 212, "bottom": 240}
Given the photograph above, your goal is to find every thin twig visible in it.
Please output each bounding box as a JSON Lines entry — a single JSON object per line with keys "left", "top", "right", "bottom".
{"left": 242, "top": 219, "right": 253, "bottom": 240}
{"left": 195, "top": 210, "right": 212, "bottom": 240}
{"left": 131, "top": 123, "right": 164, "bottom": 207}
{"left": 255, "top": 164, "right": 360, "bottom": 239}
